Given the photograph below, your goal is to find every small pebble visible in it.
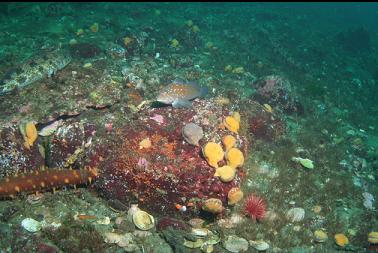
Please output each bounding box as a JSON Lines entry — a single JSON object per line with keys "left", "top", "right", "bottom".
{"left": 182, "top": 123, "right": 204, "bottom": 146}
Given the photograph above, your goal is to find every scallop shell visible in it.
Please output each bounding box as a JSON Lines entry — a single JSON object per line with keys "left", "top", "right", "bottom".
{"left": 184, "top": 238, "right": 204, "bottom": 248}
{"left": 192, "top": 228, "right": 210, "bottom": 237}
{"left": 21, "top": 218, "right": 41, "bottom": 233}
{"left": 286, "top": 207, "right": 305, "bottom": 222}
{"left": 202, "top": 198, "right": 224, "bottom": 214}
{"left": 228, "top": 187, "right": 244, "bottom": 205}
{"left": 223, "top": 235, "right": 249, "bottom": 253}
{"left": 314, "top": 230, "right": 328, "bottom": 243}
{"left": 132, "top": 210, "right": 155, "bottom": 230}
{"left": 249, "top": 240, "right": 270, "bottom": 251}
{"left": 368, "top": 231, "right": 378, "bottom": 244}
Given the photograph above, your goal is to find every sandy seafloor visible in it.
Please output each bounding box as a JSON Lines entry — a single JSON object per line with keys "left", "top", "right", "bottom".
{"left": 0, "top": 3, "right": 377, "bottom": 253}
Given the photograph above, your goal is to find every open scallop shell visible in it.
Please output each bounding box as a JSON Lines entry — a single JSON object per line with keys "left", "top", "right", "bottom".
{"left": 132, "top": 210, "right": 155, "bottom": 230}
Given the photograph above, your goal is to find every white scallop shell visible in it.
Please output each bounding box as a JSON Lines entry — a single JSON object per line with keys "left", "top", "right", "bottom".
{"left": 286, "top": 207, "right": 305, "bottom": 222}
{"left": 21, "top": 218, "right": 41, "bottom": 233}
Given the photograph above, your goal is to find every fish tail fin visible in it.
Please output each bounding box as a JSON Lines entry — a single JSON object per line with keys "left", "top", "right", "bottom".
{"left": 172, "top": 99, "right": 192, "bottom": 108}
{"left": 200, "top": 86, "right": 209, "bottom": 97}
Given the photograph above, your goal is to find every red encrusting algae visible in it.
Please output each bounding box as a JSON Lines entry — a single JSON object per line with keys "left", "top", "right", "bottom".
{"left": 0, "top": 167, "right": 98, "bottom": 197}
{"left": 243, "top": 194, "right": 266, "bottom": 221}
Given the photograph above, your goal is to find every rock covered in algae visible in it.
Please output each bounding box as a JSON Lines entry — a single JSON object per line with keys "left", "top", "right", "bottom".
{"left": 95, "top": 100, "right": 246, "bottom": 216}
{"left": 0, "top": 125, "right": 45, "bottom": 179}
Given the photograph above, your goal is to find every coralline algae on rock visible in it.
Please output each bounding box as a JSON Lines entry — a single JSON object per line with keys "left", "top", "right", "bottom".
{"left": 95, "top": 100, "right": 247, "bottom": 216}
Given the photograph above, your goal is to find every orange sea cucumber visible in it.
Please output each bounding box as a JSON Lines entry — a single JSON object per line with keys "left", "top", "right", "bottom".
{"left": 0, "top": 167, "right": 98, "bottom": 198}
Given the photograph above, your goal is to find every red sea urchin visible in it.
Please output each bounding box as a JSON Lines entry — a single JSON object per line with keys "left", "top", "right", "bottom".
{"left": 243, "top": 194, "right": 266, "bottom": 221}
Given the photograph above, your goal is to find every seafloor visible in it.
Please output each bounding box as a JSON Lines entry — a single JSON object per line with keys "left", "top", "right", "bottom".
{"left": 0, "top": 3, "right": 377, "bottom": 253}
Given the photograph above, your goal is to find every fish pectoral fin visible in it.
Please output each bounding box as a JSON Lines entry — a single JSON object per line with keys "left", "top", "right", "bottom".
{"left": 172, "top": 99, "right": 192, "bottom": 108}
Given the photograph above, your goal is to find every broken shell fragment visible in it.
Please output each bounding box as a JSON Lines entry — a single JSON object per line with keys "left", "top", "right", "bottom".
{"left": 132, "top": 210, "right": 155, "bottom": 230}
{"left": 184, "top": 238, "right": 204, "bottom": 248}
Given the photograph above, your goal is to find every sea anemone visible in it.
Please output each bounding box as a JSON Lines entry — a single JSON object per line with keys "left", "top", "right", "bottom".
{"left": 243, "top": 194, "right": 266, "bottom": 221}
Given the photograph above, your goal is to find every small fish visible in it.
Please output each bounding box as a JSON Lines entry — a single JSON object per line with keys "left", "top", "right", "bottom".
{"left": 156, "top": 79, "right": 208, "bottom": 108}
{"left": 0, "top": 48, "right": 71, "bottom": 95}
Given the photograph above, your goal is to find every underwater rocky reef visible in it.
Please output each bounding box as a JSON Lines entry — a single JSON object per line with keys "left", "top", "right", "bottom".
{"left": 0, "top": 2, "right": 377, "bottom": 253}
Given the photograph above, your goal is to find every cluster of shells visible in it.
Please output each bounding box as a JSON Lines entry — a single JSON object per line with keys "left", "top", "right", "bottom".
{"left": 183, "top": 228, "right": 221, "bottom": 253}
{"left": 222, "top": 235, "right": 270, "bottom": 252}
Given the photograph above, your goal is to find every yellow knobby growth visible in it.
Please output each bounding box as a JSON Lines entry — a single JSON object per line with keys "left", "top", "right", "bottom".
{"left": 224, "top": 116, "right": 239, "bottom": 133}
{"left": 334, "top": 234, "right": 349, "bottom": 247}
{"left": 202, "top": 142, "right": 224, "bottom": 168}
{"left": 24, "top": 122, "right": 38, "bottom": 149}
{"left": 222, "top": 135, "right": 236, "bottom": 152}
{"left": 214, "top": 165, "right": 236, "bottom": 182}
{"left": 226, "top": 147, "right": 244, "bottom": 169}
